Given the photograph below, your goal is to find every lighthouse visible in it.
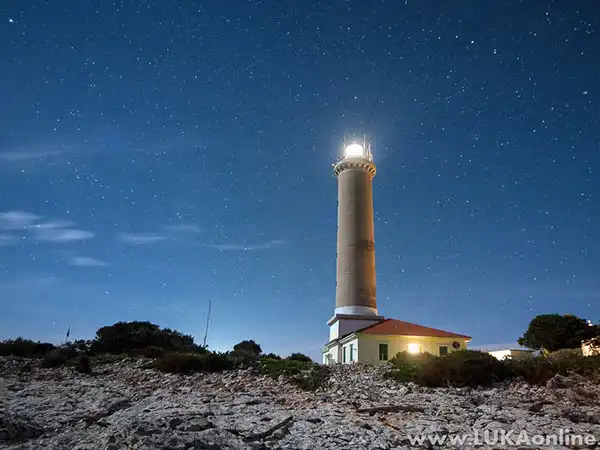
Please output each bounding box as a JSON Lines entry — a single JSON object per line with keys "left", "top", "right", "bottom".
{"left": 322, "top": 139, "right": 472, "bottom": 365}
{"left": 323, "top": 140, "right": 385, "bottom": 361}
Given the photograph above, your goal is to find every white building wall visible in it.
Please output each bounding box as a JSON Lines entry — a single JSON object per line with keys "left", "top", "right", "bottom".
{"left": 358, "top": 334, "right": 469, "bottom": 364}
{"left": 328, "top": 317, "right": 382, "bottom": 341}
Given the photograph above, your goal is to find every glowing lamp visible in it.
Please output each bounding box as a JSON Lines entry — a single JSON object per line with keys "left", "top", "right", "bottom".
{"left": 344, "top": 143, "right": 365, "bottom": 158}
{"left": 407, "top": 343, "right": 420, "bottom": 354}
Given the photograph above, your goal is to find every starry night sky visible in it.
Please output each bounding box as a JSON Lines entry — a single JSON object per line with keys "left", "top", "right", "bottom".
{"left": 1, "top": 1, "right": 598, "bottom": 358}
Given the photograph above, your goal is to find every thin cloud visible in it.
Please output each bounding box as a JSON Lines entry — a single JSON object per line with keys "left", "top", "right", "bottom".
{"left": 35, "top": 228, "right": 95, "bottom": 242}
{"left": 206, "top": 239, "right": 285, "bottom": 251}
{"left": 0, "top": 149, "right": 67, "bottom": 162}
{"left": 0, "top": 211, "right": 41, "bottom": 229}
{"left": 118, "top": 233, "right": 166, "bottom": 244}
{"left": 67, "top": 256, "right": 109, "bottom": 267}
{"left": 165, "top": 224, "right": 202, "bottom": 234}
{"left": 28, "top": 220, "right": 75, "bottom": 229}
{"left": 0, "top": 211, "right": 94, "bottom": 243}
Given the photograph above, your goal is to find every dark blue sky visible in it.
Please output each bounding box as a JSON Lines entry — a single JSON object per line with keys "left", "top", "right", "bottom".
{"left": 1, "top": 1, "right": 598, "bottom": 358}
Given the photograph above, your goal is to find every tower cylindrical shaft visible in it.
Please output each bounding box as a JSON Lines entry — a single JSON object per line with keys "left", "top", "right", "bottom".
{"left": 334, "top": 158, "right": 377, "bottom": 316}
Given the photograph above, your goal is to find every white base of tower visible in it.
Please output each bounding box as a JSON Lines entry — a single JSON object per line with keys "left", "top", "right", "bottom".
{"left": 327, "top": 313, "right": 384, "bottom": 342}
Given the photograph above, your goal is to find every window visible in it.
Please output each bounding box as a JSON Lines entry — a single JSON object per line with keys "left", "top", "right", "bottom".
{"left": 349, "top": 344, "right": 354, "bottom": 362}
{"left": 439, "top": 346, "right": 449, "bottom": 357}
{"left": 342, "top": 347, "right": 347, "bottom": 363}
{"left": 379, "top": 343, "right": 388, "bottom": 361}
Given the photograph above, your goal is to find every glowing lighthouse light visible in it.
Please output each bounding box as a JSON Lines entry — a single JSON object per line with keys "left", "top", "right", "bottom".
{"left": 344, "top": 143, "right": 365, "bottom": 158}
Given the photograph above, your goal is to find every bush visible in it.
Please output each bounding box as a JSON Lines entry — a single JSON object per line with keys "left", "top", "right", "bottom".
{"left": 417, "top": 350, "right": 510, "bottom": 388}
{"left": 135, "top": 346, "right": 166, "bottom": 358}
{"left": 547, "top": 348, "right": 583, "bottom": 361}
{"left": 262, "top": 353, "right": 281, "bottom": 360}
{"left": 259, "top": 359, "right": 313, "bottom": 378}
{"left": 94, "top": 321, "right": 196, "bottom": 355}
{"left": 287, "top": 353, "right": 312, "bottom": 363}
{"left": 290, "top": 364, "right": 330, "bottom": 391}
{"left": 506, "top": 357, "right": 555, "bottom": 385}
{"left": 258, "top": 359, "right": 329, "bottom": 391}
{"left": 386, "top": 351, "right": 437, "bottom": 383}
{"left": 155, "top": 352, "right": 231, "bottom": 374}
{"left": 229, "top": 349, "right": 260, "bottom": 369}
{"left": 551, "top": 353, "right": 600, "bottom": 377}
{"left": 42, "top": 350, "right": 68, "bottom": 368}
{"left": 0, "top": 338, "right": 55, "bottom": 358}
{"left": 233, "top": 340, "right": 262, "bottom": 355}
{"left": 75, "top": 354, "right": 92, "bottom": 374}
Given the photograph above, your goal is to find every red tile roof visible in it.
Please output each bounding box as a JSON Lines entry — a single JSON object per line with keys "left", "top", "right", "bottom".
{"left": 356, "top": 318, "right": 471, "bottom": 340}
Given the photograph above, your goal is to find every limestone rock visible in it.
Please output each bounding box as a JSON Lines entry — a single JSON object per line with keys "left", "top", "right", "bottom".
{"left": 0, "top": 357, "right": 599, "bottom": 449}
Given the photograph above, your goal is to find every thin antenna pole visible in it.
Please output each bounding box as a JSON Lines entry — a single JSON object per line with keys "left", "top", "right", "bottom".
{"left": 203, "top": 300, "right": 212, "bottom": 348}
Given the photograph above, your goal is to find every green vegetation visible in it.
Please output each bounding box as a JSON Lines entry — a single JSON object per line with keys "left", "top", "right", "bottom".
{"left": 0, "top": 338, "right": 55, "bottom": 358}
{"left": 287, "top": 353, "right": 312, "bottom": 362}
{"left": 259, "top": 358, "right": 313, "bottom": 378}
{"left": 258, "top": 358, "right": 329, "bottom": 391}
{"left": 93, "top": 321, "right": 199, "bottom": 355}
{"left": 417, "top": 350, "right": 511, "bottom": 387}
{"left": 384, "top": 351, "right": 437, "bottom": 382}
{"left": 232, "top": 339, "right": 262, "bottom": 355}
{"left": 154, "top": 352, "right": 232, "bottom": 374}
{"left": 384, "top": 349, "right": 600, "bottom": 388}
{"left": 518, "top": 314, "right": 599, "bottom": 352}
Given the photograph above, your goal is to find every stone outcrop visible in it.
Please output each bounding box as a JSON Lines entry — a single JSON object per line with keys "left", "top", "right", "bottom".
{"left": 1, "top": 357, "right": 599, "bottom": 449}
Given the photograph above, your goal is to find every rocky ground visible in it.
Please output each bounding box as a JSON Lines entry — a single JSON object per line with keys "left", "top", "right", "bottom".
{"left": 1, "top": 357, "right": 599, "bottom": 450}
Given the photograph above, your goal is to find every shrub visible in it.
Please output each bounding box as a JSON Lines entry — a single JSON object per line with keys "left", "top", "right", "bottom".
{"left": 417, "top": 350, "right": 510, "bottom": 388}
{"left": 0, "top": 338, "right": 55, "bottom": 358}
{"left": 135, "top": 346, "right": 166, "bottom": 359}
{"left": 258, "top": 359, "right": 329, "bottom": 391}
{"left": 229, "top": 349, "right": 260, "bottom": 369}
{"left": 506, "top": 357, "right": 555, "bottom": 385}
{"left": 233, "top": 340, "right": 262, "bottom": 355}
{"left": 290, "top": 364, "right": 330, "bottom": 391}
{"left": 259, "top": 359, "right": 312, "bottom": 378}
{"left": 547, "top": 348, "right": 583, "bottom": 361}
{"left": 287, "top": 353, "right": 312, "bottom": 363}
{"left": 155, "top": 352, "right": 231, "bottom": 374}
{"left": 262, "top": 353, "right": 281, "bottom": 360}
{"left": 386, "top": 351, "right": 437, "bottom": 383}
{"left": 75, "top": 354, "right": 92, "bottom": 374}
{"left": 94, "top": 321, "right": 196, "bottom": 355}
{"left": 551, "top": 353, "right": 600, "bottom": 377}
{"left": 42, "top": 350, "right": 68, "bottom": 368}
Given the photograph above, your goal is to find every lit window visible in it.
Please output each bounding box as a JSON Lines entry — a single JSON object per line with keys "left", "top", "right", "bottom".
{"left": 439, "top": 346, "right": 449, "bottom": 357}
{"left": 407, "top": 343, "right": 420, "bottom": 354}
{"left": 379, "top": 343, "right": 388, "bottom": 361}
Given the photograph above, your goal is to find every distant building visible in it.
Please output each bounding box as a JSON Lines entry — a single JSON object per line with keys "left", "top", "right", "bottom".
{"left": 488, "top": 349, "right": 534, "bottom": 361}
{"left": 582, "top": 337, "right": 600, "bottom": 356}
{"left": 322, "top": 140, "right": 470, "bottom": 365}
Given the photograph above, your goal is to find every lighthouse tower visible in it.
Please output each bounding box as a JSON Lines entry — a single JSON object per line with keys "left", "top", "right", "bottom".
{"left": 327, "top": 140, "right": 384, "bottom": 345}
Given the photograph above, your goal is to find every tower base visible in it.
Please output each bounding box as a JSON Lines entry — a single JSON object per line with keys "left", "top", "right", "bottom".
{"left": 327, "top": 313, "right": 384, "bottom": 342}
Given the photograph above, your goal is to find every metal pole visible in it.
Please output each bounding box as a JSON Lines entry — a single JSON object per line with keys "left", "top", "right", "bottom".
{"left": 202, "top": 300, "right": 212, "bottom": 348}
